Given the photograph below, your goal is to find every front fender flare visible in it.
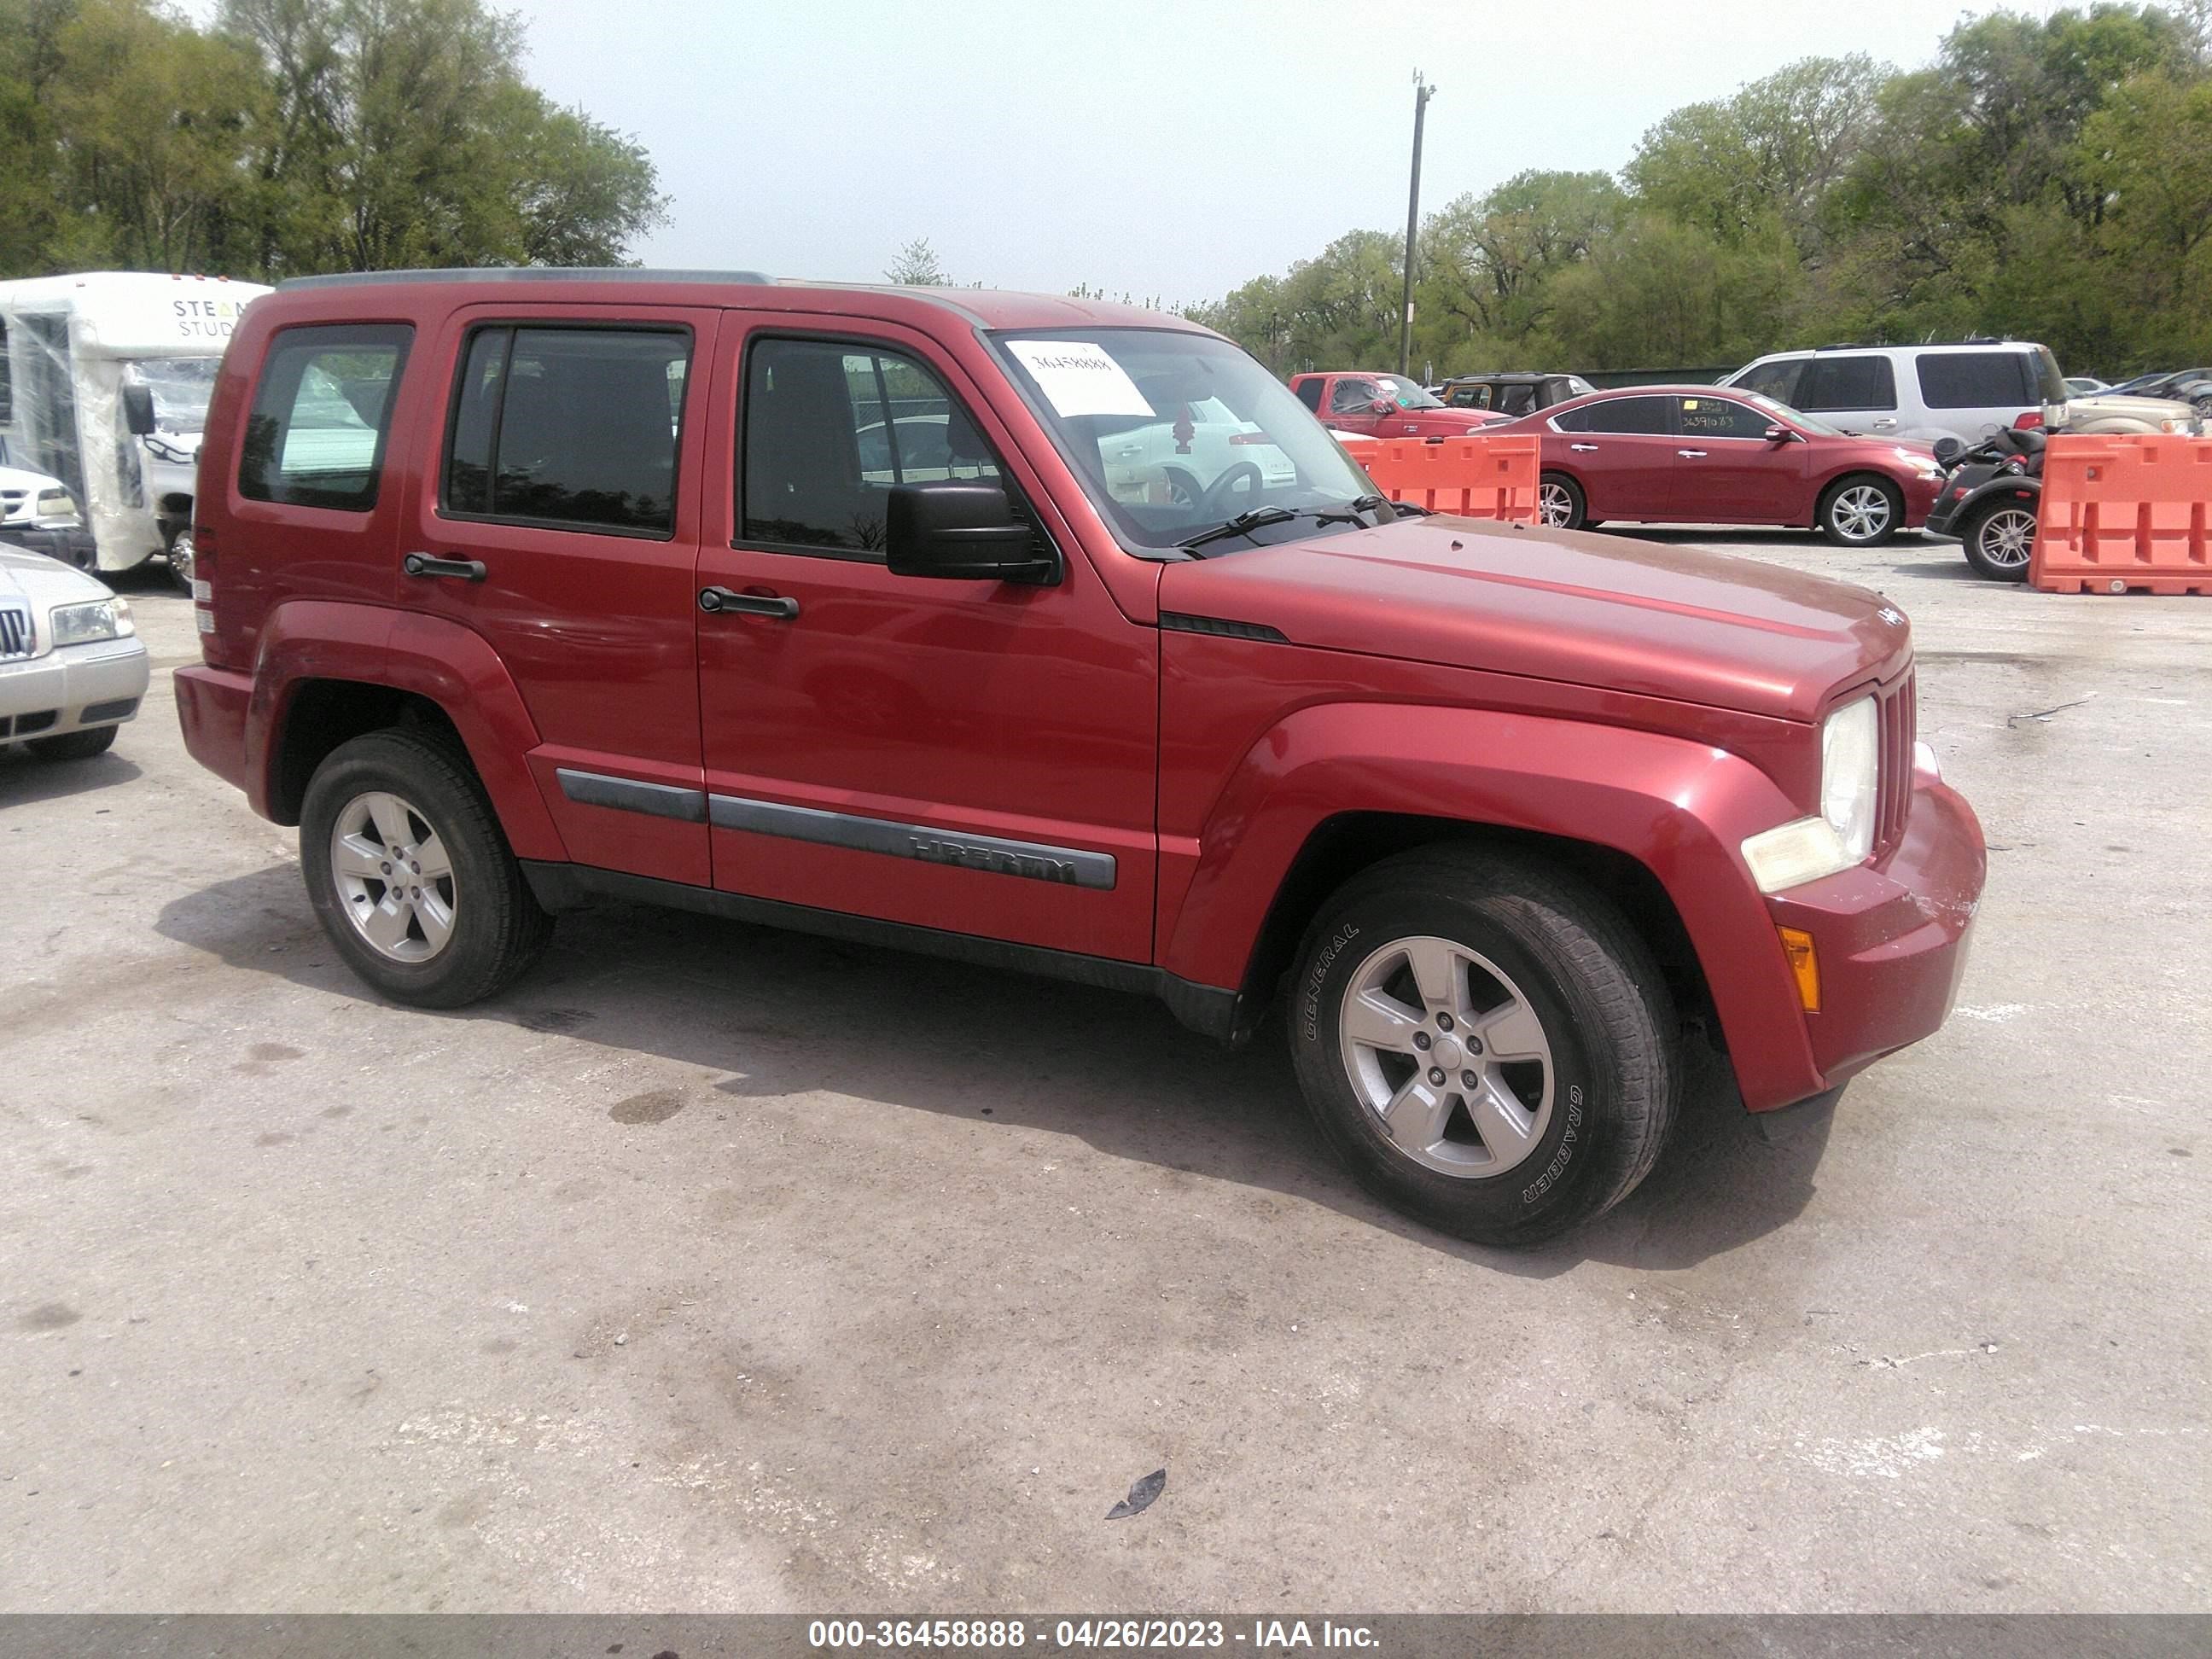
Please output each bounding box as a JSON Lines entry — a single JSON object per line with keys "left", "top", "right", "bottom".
{"left": 1159, "top": 701, "right": 1823, "bottom": 1111}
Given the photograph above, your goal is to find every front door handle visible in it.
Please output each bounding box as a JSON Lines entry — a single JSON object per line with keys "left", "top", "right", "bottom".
{"left": 403, "top": 552, "right": 486, "bottom": 582}
{"left": 699, "top": 586, "right": 799, "bottom": 620}
{"left": 1871, "top": 417, "right": 1898, "bottom": 430}
{"left": 1569, "top": 442, "right": 1600, "bottom": 452}
{"left": 1677, "top": 449, "right": 1708, "bottom": 458}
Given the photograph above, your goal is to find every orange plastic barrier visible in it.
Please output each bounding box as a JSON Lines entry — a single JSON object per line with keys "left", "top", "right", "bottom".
{"left": 1353, "top": 434, "right": 1540, "bottom": 523}
{"left": 2033, "top": 434, "right": 2212, "bottom": 595}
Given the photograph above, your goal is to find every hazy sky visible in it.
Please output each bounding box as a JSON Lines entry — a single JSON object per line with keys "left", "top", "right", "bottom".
{"left": 301, "top": 2, "right": 2082, "bottom": 300}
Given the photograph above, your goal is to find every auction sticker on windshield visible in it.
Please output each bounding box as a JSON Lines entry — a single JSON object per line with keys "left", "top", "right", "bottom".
{"left": 1005, "top": 340, "right": 1155, "bottom": 418}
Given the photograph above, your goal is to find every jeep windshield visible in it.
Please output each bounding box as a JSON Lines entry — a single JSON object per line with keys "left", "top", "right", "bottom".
{"left": 992, "top": 329, "right": 1383, "bottom": 553}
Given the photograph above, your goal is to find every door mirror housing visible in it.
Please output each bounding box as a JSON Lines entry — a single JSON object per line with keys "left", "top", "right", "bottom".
{"left": 1370, "top": 399, "right": 1394, "bottom": 416}
{"left": 886, "top": 485, "right": 1058, "bottom": 585}
{"left": 1762, "top": 423, "right": 1798, "bottom": 444}
{"left": 122, "top": 384, "right": 157, "bottom": 436}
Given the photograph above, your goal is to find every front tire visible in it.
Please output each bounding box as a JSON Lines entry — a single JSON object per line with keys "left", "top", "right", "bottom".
{"left": 1819, "top": 474, "right": 1903, "bottom": 545}
{"left": 1288, "top": 846, "right": 1679, "bottom": 1246}
{"left": 1537, "top": 472, "right": 1586, "bottom": 531}
{"left": 26, "top": 725, "right": 118, "bottom": 762}
{"left": 300, "top": 730, "right": 552, "bottom": 1007}
{"left": 1960, "top": 500, "right": 2036, "bottom": 582}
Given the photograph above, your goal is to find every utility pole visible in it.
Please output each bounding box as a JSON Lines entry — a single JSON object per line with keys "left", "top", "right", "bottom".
{"left": 1399, "top": 71, "right": 1436, "bottom": 378}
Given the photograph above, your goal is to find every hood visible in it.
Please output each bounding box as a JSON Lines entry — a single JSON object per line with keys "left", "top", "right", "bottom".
{"left": 2064, "top": 392, "right": 2197, "bottom": 423}
{"left": 1157, "top": 516, "right": 1911, "bottom": 724}
{"left": 0, "top": 538, "right": 111, "bottom": 604}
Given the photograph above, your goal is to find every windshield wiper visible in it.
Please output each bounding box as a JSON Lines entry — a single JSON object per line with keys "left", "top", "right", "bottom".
{"left": 1176, "top": 506, "right": 1301, "bottom": 552}
{"left": 1177, "top": 498, "right": 1394, "bottom": 554}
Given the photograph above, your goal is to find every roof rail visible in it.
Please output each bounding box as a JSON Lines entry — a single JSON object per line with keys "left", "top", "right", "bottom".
{"left": 277, "top": 266, "right": 773, "bottom": 292}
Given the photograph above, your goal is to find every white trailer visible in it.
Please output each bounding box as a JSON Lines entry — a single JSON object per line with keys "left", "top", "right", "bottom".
{"left": 0, "top": 272, "right": 271, "bottom": 585}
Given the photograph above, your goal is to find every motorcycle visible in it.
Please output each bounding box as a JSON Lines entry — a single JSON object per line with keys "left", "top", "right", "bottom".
{"left": 1924, "top": 427, "right": 2045, "bottom": 582}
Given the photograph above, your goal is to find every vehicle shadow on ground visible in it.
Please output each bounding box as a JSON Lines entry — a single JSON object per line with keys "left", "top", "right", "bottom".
{"left": 155, "top": 864, "right": 1834, "bottom": 1276}
{"left": 0, "top": 747, "right": 143, "bottom": 804}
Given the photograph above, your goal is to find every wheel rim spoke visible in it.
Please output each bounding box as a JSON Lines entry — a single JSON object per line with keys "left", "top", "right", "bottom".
{"left": 359, "top": 894, "right": 412, "bottom": 953}
{"left": 1342, "top": 987, "right": 1423, "bottom": 1055}
{"left": 366, "top": 793, "right": 413, "bottom": 852}
{"left": 1401, "top": 938, "right": 1461, "bottom": 1016}
{"left": 1382, "top": 1074, "right": 1450, "bottom": 1155}
{"left": 1466, "top": 1074, "right": 1538, "bottom": 1158}
{"left": 1475, "top": 998, "right": 1548, "bottom": 1062}
{"left": 333, "top": 832, "right": 388, "bottom": 880}
{"left": 412, "top": 830, "right": 453, "bottom": 881}
{"left": 413, "top": 889, "right": 455, "bottom": 951}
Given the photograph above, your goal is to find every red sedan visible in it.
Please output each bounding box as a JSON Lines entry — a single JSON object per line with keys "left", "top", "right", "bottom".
{"left": 1495, "top": 385, "right": 1947, "bottom": 544}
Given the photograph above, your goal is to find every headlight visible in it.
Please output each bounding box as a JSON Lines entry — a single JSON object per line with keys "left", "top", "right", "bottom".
{"left": 34, "top": 488, "right": 79, "bottom": 526}
{"left": 1740, "top": 696, "right": 1881, "bottom": 894}
{"left": 48, "top": 597, "right": 134, "bottom": 647}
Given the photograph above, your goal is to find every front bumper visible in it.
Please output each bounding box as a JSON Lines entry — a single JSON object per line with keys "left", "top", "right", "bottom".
{"left": 1759, "top": 751, "right": 1986, "bottom": 1099}
{"left": 0, "top": 637, "right": 150, "bottom": 739}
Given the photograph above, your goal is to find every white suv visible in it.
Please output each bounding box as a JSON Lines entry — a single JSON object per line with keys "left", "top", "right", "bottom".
{"left": 1722, "top": 341, "right": 2070, "bottom": 446}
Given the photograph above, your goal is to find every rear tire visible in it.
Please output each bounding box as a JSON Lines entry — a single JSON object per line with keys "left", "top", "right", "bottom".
{"left": 1287, "top": 845, "right": 1679, "bottom": 1246}
{"left": 26, "top": 725, "right": 118, "bottom": 762}
{"left": 300, "top": 729, "right": 552, "bottom": 1008}
{"left": 1819, "top": 474, "right": 1903, "bottom": 545}
{"left": 166, "top": 527, "right": 195, "bottom": 592}
{"left": 1537, "top": 472, "right": 1586, "bottom": 531}
{"left": 1960, "top": 500, "right": 2036, "bottom": 582}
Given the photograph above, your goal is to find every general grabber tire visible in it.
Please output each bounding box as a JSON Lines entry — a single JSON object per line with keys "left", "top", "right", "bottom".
{"left": 300, "top": 729, "right": 553, "bottom": 1008}
{"left": 1288, "top": 845, "right": 1680, "bottom": 1246}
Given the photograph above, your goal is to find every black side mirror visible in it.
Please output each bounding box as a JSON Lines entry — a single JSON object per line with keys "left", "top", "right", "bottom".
{"left": 122, "top": 384, "right": 156, "bottom": 436}
{"left": 887, "top": 484, "right": 1058, "bottom": 585}
{"left": 1762, "top": 423, "right": 1796, "bottom": 444}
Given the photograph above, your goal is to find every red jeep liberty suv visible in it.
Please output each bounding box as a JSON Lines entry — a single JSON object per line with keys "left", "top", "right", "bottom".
{"left": 177, "top": 271, "right": 1985, "bottom": 1246}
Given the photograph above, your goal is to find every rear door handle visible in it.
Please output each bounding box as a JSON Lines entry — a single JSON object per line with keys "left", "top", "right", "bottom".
{"left": 1569, "top": 442, "right": 1600, "bottom": 452}
{"left": 699, "top": 586, "right": 799, "bottom": 620}
{"left": 403, "top": 552, "right": 486, "bottom": 582}
{"left": 1871, "top": 417, "right": 1898, "bottom": 430}
{"left": 1677, "top": 449, "right": 1708, "bottom": 458}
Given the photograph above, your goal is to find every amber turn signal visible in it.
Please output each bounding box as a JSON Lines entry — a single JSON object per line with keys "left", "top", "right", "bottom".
{"left": 1778, "top": 927, "right": 1820, "bottom": 1012}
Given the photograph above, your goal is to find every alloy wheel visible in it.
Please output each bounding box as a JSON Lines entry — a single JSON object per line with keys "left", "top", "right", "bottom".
{"left": 329, "top": 790, "right": 457, "bottom": 963}
{"left": 1978, "top": 507, "right": 2037, "bottom": 569}
{"left": 1537, "top": 481, "right": 1575, "bottom": 528}
{"left": 1831, "top": 484, "right": 1893, "bottom": 542}
{"left": 1337, "top": 934, "right": 1556, "bottom": 1179}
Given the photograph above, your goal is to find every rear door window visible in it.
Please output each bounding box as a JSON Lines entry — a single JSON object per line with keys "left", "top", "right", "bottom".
{"left": 1557, "top": 395, "right": 1672, "bottom": 434}
{"left": 442, "top": 326, "right": 690, "bottom": 535}
{"left": 1797, "top": 355, "right": 1896, "bottom": 412}
{"left": 239, "top": 324, "right": 412, "bottom": 510}
{"left": 1917, "top": 351, "right": 2032, "bottom": 410}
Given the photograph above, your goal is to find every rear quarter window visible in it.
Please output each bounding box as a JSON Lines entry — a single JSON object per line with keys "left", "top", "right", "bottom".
{"left": 238, "top": 324, "right": 413, "bottom": 511}
{"left": 1917, "top": 352, "right": 2033, "bottom": 410}
{"left": 1293, "top": 378, "right": 1323, "bottom": 412}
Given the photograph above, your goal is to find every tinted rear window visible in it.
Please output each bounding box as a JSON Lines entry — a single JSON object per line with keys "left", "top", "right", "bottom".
{"left": 1917, "top": 352, "right": 2031, "bottom": 410}
{"left": 1293, "top": 378, "right": 1322, "bottom": 412}
{"left": 1798, "top": 355, "right": 1896, "bottom": 412}
{"left": 239, "top": 324, "right": 411, "bottom": 511}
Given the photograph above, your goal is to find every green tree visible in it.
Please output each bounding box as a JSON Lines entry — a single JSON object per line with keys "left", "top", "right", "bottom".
{"left": 884, "top": 236, "right": 950, "bottom": 284}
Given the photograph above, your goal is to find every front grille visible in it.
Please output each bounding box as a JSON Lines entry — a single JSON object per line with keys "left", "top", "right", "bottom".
{"left": 0, "top": 606, "right": 30, "bottom": 660}
{"left": 1877, "top": 669, "right": 1916, "bottom": 855}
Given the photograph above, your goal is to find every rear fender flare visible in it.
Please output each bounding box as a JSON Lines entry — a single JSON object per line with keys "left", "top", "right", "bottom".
{"left": 248, "top": 601, "right": 566, "bottom": 861}
{"left": 1161, "top": 701, "right": 1821, "bottom": 1109}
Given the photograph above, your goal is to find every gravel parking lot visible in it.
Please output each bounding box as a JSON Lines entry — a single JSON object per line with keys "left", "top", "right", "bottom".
{"left": 3, "top": 529, "right": 2208, "bottom": 1614}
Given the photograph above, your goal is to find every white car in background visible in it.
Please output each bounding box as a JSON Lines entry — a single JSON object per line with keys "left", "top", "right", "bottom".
{"left": 0, "top": 540, "right": 148, "bottom": 761}
{"left": 0, "top": 457, "right": 92, "bottom": 568}
{"left": 1097, "top": 396, "right": 1295, "bottom": 506}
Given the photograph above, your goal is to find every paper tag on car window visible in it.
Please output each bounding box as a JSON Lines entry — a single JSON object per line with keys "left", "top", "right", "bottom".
{"left": 1006, "top": 340, "right": 1155, "bottom": 418}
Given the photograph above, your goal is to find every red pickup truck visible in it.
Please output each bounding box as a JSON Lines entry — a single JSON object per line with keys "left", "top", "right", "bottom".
{"left": 177, "top": 272, "right": 1984, "bottom": 1245}
{"left": 1289, "top": 370, "right": 1510, "bottom": 438}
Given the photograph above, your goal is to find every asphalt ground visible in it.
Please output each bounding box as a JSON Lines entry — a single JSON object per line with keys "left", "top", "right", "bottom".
{"left": 2, "top": 527, "right": 2206, "bottom": 1614}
